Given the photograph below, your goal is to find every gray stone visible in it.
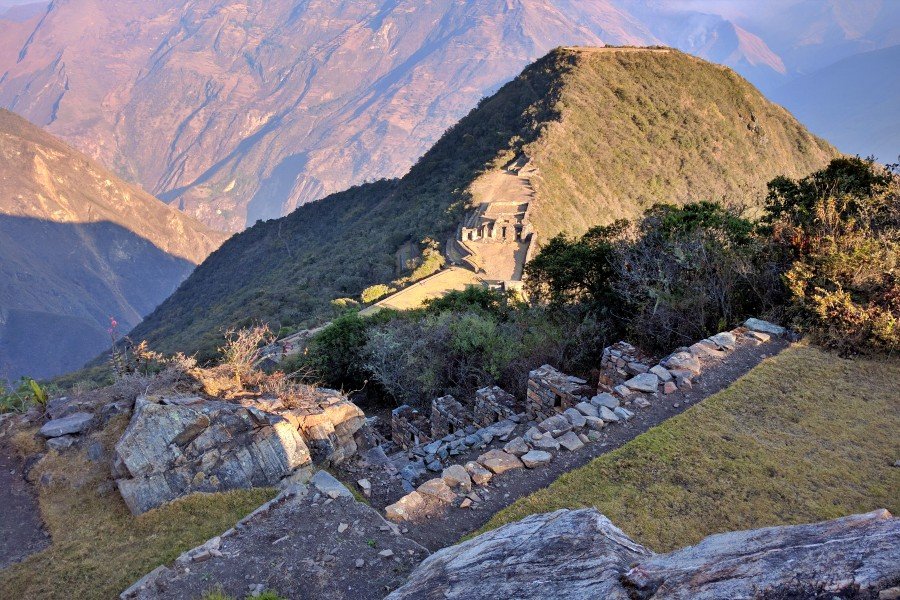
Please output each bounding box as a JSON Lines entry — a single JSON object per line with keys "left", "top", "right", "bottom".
{"left": 613, "top": 407, "right": 634, "bottom": 421}
{"left": 746, "top": 330, "right": 771, "bottom": 343}
{"left": 417, "top": 478, "right": 457, "bottom": 504}
{"left": 386, "top": 509, "right": 652, "bottom": 599}
{"left": 477, "top": 449, "right": 523, "bottom": 474}
{"left": 591, "top": 393, "right": 619, "bottom": 409}
{"left": 310, "top": 470, "right": 352, "bottom": 499}
{"left": 626, "top": 361, "right": 649, "bottom": 374}
{"left": 39, "top": 412, "right": 93, "bottom": 438}
{"left": 623, "top": 373, "right": 659, "bottom": 393}
{"left": 87, "top": 441, "right": 105, "bottom": 462}
{"left": 744, "top": 317, "right": 785, "bottom": 336}
{"left": 46, "top": 435, "right": 76, "bottom": 451}
{"left": 426, "top": 459, "right": 443, "bottom": 472}
{"left": 441, "top": 464, "right": 472, "bottom": 492}
{"left": 689, "top": 341, "right": 723, "bottom": 358}
{"left": 385, "top": 491, "right": 426, "bottom": 522}
{"left": 502, "top": 437, "right": 530, "bottom": 457}
{"left": 520, "top": 450, "right": 552, "bottom": 468}
{"left": 633, "top": 397, "right": 651, "bottom": 409}
{"left": 387, "top": 509, "right": 900, "bottom": 600}
{"left": 614, "top": 385, "right": 633, "bottom": 397}
{"left": 556, "top": 431, "right": 584, "bottom": 452}
{"left": 574, "top": 401, "right": 599, "bottom": 418}
{"left": 357, "top": 479, "right": 372, "bottom": 497}
{"left": 563, "top": 408, "right": 586, "bottom": 429}
{"left": 538, "top": 414, "right": 572, "bottom": 437}
{"left": 531, "top": 434, "right": 560, "bottom": 451}
{"left": 708, "top": 332, "right": 737, "bottom": 350}
{"left": 584, "top": 415, "right": 606, "bottom": 431}
{"left": 649, "top": 365, "right": 672, "bottom": 382}
{"left": 664, "top": 352, "right": 701, "bottom": 374}
{"left": 464, "top": 461, "right": 492, "bottom": 486}
{"left": 114, "top": 399, "right": 311, "bottom": 514}
{"left": 600, "top": 406, "right": 619, "bottom": 422}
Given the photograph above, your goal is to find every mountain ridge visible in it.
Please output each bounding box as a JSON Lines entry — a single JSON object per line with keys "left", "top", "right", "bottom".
{"left": 127, "top": 47, "right": 836, "bottom": 362}
{"left": 0, "top": 109, "right": 227, "bottom": 380}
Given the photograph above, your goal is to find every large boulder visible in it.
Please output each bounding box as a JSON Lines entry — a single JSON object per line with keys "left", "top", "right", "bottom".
{"left": 387, "top": 509, "right": 900, "bottom": 599}
{"left": 114, "top": 398, "right": 311, "bottom": 514}
{"left": 387, "top": 509, "right": 651, "bottom": 599}
{"left": 626, "top": 509, "right": 900, "bottom": 599}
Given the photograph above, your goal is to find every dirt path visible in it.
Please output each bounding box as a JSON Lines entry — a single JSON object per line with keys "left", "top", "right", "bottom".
{"left": 0, "top": 445, "right": 48, "bottom": 570}
{"left": 349, "top": 337, "right": 789, "bottom": 551}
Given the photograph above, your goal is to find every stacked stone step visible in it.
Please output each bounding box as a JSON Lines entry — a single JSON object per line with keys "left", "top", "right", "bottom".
{"left": 431, "top": 395, "right": 473, "bottom": 439}
{"left": 607, "top": 318, "right": 787, "bottom": 402}
{"left": 391, "top": 405, "right": 432, "bottom": 450}
{"left": 526, "top": 364, "right": 591, "bottom": 423}
{"left": 473, "top": 386, "right": 520, "bottom": 428}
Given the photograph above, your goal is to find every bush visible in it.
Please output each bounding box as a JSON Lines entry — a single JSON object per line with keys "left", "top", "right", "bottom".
{"left": 360, "top": 284, "right": 395, "bottom": 304}
{"left": 766, "top": 157, "right": 899, "bottom": 354}
{"left": 614, "top": 203, "right": 777, "bottom": 351}
{"left": 299, "top": 312, "right": 371, "bottom": 390}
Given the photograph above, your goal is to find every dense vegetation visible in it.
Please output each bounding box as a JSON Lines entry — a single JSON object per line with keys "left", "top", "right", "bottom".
{"left": 128, "top": 48, "right": 835, "bottom": 364}
{"left": 286, "top": 158, "right": 897, "bottom": 408}
{"left": 480, "top": 344, "right": 900, "bottom": 551}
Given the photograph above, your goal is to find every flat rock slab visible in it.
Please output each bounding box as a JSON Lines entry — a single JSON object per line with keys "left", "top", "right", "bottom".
{"left": 387, "top": 509, "right": 651, "bottom": 599}
{"left": 520, "top": 450, "right": 552, "bottom": 468}
{"left": 123, "top": 481, "right": 429, "bottom": 600}
{"left": 556, "top": 431, "right": 584, "bottom": 452}
{"left": 744, "top": 318, "right": 785, "bottom": 336}
{"left": 39, "top": 412, "right": 93, "bottom": 438}
{"left": 477, "top": 449, "right": 523, "bottom": 474}
{"left": 623, "top": 373, "right": 659, "bottom": 393}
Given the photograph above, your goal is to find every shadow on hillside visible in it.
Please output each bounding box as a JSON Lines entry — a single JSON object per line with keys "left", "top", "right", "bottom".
{"left": 0, "top": 215, "right": 200, "bottom": 381}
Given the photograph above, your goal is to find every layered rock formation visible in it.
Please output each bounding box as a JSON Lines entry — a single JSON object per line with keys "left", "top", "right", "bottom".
{"left": 113, "top": 391, "right": 367, "bottom": 514}
{"left": 388, "top": 508, "right": 900, "bottom": 599}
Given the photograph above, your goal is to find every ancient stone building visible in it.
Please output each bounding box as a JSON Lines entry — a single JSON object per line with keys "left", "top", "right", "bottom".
{"left": 526, "top": 365, "right": 591, "bottom": 422}
{"left": 473, "top": 386, "right": 520, "bottom": 427}
{"left": 391, "top": 405, "right": 431, "bottom": 450}
{"left": 430, "top": 395, "right": 472, "bottom": 438}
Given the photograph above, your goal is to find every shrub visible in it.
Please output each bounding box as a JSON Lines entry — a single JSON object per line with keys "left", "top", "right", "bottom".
{"left": 218, "top": 325, "right": 274, "bottom": 387}
{"left": 360, "top": 284, "right": 395, "bottom": 304}
{"left": 766, "top": 158, "right": 900, "bottom": 354}
{"left": 301, "top": 312, "right": 371, "bottom": 390}
{"left": 614, "top": 203, "right": 776, "bottom": 351}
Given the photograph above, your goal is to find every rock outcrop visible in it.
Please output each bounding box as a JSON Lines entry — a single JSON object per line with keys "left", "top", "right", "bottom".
{"left": 113, "top": 390, "right": 367, "bottom": 514}
{"left": 387, "top": 509, "right": 900, "bottom": 599}
{"left": 114, "top": 397, "right": 311, "bottom": 515}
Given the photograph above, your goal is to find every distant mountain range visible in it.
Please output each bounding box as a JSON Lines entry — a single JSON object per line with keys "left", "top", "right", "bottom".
{"left": 128, "top": 48, "right": 836, "bottom": 362}
{"left": 0, "top": 0, "right": 894, "bottom": 231}
{"left": 0, "top": 109, "right": 226, "bottom": 380}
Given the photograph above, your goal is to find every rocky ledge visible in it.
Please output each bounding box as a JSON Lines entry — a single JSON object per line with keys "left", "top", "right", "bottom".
{"left": 113, "top": 390, "right": 367, "bottom": 514}
{"left": 387, "top": 508, "right": 900, "bottom": 599}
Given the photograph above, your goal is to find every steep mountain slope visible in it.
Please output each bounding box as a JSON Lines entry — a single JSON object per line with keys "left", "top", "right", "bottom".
{"left": 129, "top": 48, "right": 836, "bottom": 362}
{"left": 772, "top": 45, "right": 900, "bottom": 163}
{"left": 0, "top": 110, "right": 226, "bottom": 380}
{"left": 0, "top": 0, "right": 656, "bottom": 231}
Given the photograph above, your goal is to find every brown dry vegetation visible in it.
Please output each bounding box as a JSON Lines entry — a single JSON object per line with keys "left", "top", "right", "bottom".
{"left": 480, "top": 344, "right": 900, "bottom": 551}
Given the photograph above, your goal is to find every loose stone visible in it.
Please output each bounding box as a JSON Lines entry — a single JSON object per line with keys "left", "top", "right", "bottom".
{"left": 520, "top": 450, "right": 553, "bottom": 468}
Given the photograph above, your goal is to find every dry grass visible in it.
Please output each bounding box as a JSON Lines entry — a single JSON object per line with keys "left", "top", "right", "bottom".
{"left": 480, "top": 344, "right": 900, "bottom": 551}
{"left": 0, "top": 414, "right": 276, "bottom": 599}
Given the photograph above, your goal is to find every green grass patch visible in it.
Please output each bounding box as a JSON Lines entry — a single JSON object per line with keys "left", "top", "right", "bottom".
{"left": 0, "top": 419, "right": 277, "bottom": 599}
{"left": 480, "top": 344, "right": 900, "bottom": 551}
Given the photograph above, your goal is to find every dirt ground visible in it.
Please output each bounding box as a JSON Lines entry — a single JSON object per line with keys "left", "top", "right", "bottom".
{"left": 342, "top": 337, "right": 790, "bottom": 551}
{"left": 127, "top": 482, "right": 429, "bottom": 600}
{"left": 0, "top": 444, "right": 48, "bottom": 570}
